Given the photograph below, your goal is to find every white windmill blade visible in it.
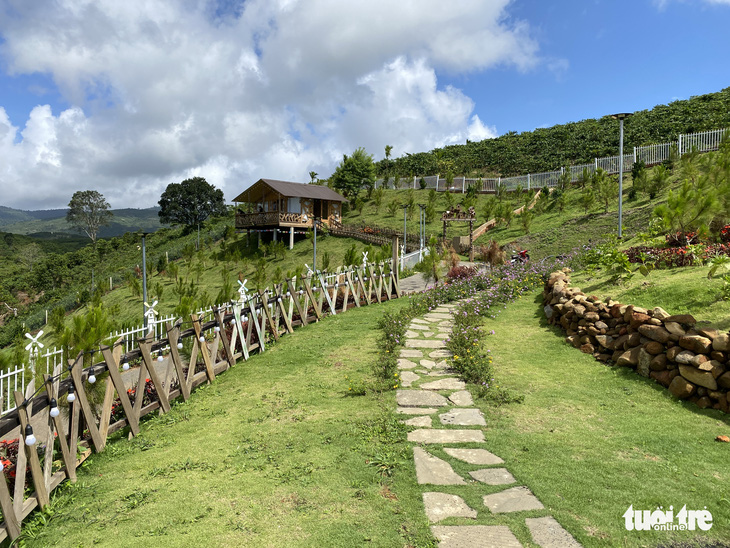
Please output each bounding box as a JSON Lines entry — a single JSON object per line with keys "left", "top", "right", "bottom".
{"left": 304, "top": 263, "right": 313, "bottom": 276}
{"left": 24, "top": 330, "right": 44, "bottom": 352}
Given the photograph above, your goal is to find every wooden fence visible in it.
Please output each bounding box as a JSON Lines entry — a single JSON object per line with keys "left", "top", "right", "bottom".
{"left": 0, "top": 262, "right": 401, "bottom": 542}
{"left": 328, "top": 223, "right": 420, "bottom": 252}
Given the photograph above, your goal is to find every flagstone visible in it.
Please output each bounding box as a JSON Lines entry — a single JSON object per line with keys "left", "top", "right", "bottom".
{"left": 414, "top": 447, "right": 466, "bottom": 485}
{"left": 398, "top": 370, "right": 420, "bottom": 387}
{"left": 409, "top": 324, "right": 431, "bottom": 330}
{"left": 396, "top": 390, "right": 449, "bottom": 407}
{"left": 421, "top": 378, "right": 466, "bottom": 391}
{"left": 422, "top": 492, "right": 477, "bottom": 523}
{"left": 411, "top": 318, "right": 430, "bottom": 324}
{"left": 398, "top": 358, "right": 418, "bottom": 370}
{"left": 431, "top": 526, "right": 522, "bottom": 548}
{"left": 408, "top": 429, "right": 485, "bottom": 443}
{"left": 406, "top": 339, "right": 447, "bottom": 349}
{"left": 448, "top": 390, "right": 474, "bottom": 406}
{"left": 483, "top": 486, "right": 544, "bottom": 513}
{"left": 429, "top": 350, "right": 453, "bottom": 358}
{"left": 424, "top": 313, "right": 452, "bottom": 320}
{"left": 420, "top": 359, "right": 436, "bottom": 369}
{"left": 525, "top": 517, "right": 583, "bottom": 548}
{"left": 469, "top": 468, "right": 516, "bottom": 485}
{"left": 444, "top": 448, "right": 504, "bottom": 465}
{"left": 400, "top": 349, "right": 423, "bottom": 358}
{"left": 403, "top": 416, "right": 433, "bottom": 428}
{"left": 405, "top": 330, "right": 421, "bottom": 339}
{"left": 397, "top": 407, "right": 438, "bottom": 415}
{"left": 439, "top": 408, "right": 486, "bottom": 426}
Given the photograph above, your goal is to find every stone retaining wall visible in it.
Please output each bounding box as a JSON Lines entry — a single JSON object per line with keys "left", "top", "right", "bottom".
{"left": 543, "top": 269, "right": 730, "bottom": 413}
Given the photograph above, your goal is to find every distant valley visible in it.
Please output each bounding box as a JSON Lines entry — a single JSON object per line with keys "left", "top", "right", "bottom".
{"left": 0, "top": 205, "right": 165, "bottom": 239}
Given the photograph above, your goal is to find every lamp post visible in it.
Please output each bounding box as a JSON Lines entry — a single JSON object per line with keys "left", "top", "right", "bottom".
{"left": 313, "top": 217, "right": 318, "bottom": 273}
{"left": 141, "top": 232, "right": 149, "bottom": 330}
{"left": 418, "top": 204, "right": 426, "bottom": 260}
{"left": 402, "top": 205, "right": 408, "bottom": 254}
{"left": 611, "top": 112, "right": 632, "bottom": 239}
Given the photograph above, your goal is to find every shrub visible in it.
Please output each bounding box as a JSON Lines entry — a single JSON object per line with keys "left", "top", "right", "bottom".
{"left": 446, "top": 265, "right": 477, "bottom": 283}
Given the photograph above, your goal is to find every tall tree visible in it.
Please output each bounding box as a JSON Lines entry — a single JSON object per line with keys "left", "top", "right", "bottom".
{"left": 329, "top": 147, "right": 375, "bottom": 199}
{"left": 309, "top": 171, "right": 318, "bottom": 184}
{"left": 159, "top": 177, "right": 227, "bottom": 249}
{"left": 158, "top": 177, "right": 226, "bottom": 229}
{"left": 66, "top": 190, "right": 113, "bottom": 245}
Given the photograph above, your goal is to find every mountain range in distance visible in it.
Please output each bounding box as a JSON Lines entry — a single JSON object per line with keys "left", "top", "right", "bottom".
{"left": 0, "top": 205, "right": 165, "bottom": 239}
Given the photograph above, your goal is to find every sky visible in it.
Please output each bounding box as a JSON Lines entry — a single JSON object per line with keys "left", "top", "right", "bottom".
{"left": 0, "top": 0, "right": 728, "bottom": 211}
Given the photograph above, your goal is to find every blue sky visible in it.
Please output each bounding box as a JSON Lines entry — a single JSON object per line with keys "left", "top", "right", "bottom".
{"left": 451, "top": 0, "right": 730, "bottom": 134}
{"left": 0, "top": 0, "right": 728, "bottom": 210}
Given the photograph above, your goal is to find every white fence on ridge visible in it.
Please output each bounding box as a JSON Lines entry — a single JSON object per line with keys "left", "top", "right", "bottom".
{"left": 374, "top": 127, "right": 728, "bottom": 193}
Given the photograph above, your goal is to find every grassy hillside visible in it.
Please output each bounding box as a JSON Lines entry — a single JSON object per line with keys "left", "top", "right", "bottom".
{"left": 376, "top": 86, "right": 730, "bottom": 179}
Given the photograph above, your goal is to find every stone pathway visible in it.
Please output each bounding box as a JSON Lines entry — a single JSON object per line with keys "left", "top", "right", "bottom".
{"left": 396, "top": 303, "right": 582, "bottom": 548}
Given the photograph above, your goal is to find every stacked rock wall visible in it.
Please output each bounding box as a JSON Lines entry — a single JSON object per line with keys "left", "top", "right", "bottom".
{"left": 543, "top": 269, "right": 730, "bottom": 413}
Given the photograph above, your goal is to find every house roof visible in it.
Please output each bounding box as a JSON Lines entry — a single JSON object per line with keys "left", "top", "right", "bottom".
{"left": 233, "top": 179, "right": 347, "bottom": 203}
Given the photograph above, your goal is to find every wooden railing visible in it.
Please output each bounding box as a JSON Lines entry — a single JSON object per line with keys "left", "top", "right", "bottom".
{"left": 328, "top": 222, "right": 420, "bottom": 252}
{"left": 235, "top": 211, "right": 310, "bottom": 228}
{"left": 0, "top": 265, "right": 401, "bottom": 542}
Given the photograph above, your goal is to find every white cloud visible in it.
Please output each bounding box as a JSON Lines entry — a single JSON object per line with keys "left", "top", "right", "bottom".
{"left": 654, "top": 0, "right": 730, "bottom": 8}
{"left": 0, "top": 0, "right": 541, "bottom": 209}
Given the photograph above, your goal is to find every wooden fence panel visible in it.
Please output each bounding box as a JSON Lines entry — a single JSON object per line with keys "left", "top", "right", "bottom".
{"left": 0, "top": 262, "right": 405, "bottom": 540}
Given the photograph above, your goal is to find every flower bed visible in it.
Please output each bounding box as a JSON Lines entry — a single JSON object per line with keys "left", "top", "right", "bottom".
{"left": 625, "top": 243, "right": 730, "bottom": 268}
{"left": 373, "top": 258, "right": 568, "bottom": 397}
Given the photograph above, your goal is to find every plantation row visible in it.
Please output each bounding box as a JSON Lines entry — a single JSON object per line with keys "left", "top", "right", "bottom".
{"left": 374, "top": 87, "right": 730, "bottom": 179}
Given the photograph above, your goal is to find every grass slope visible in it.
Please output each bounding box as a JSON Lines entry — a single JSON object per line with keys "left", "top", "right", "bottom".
{"left": 570, "top": 265, "right": 730, "bottom": 331}
{"left": 472, "top": 291, "right": 730, "bottom": 547}
{"left": 19, "top": 299, "right": 436, "bottom": 548}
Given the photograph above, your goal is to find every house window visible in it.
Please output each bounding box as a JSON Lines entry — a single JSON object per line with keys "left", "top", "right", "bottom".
{"left": 288, "top": 197, "right": 301, "bottom": 213}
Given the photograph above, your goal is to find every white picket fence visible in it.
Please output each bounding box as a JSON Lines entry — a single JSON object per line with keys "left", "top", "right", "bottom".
{"left": 0, "top": 366, "right": 25, "bottom": 416}
{"left": 374, "top": 127, "right": 728, "bottom": 193}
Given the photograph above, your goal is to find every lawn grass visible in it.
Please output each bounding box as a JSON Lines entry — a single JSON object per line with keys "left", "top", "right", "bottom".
{"left": 465, "top": 290, "right": 730, "bottom": 547}
{"left": 570, "top": 265, "right": 730, "bottom": 331}
{"left": 17, "top": 299, "right": 437, "bottom": 548}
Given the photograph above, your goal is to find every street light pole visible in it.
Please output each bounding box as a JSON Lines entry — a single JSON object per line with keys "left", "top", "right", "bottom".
{"left": 611, "top": 112, "right": 632, "bottom": 239}
{"left": 418, "top": 204, "right": 426, "bottom": 249}
{"left": 141, "top": 232, "right": 149, "bottom": 330}
{"left": 313, "top": 218, "right": 318, "bottom": 273}
{"left": 402, "top": 205, "right": 408, "bottom": 254}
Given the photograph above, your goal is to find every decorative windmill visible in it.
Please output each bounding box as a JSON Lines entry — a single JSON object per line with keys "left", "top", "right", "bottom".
{"left": 237, "top": 279, "right": 249, "bottom": 304}
{"left": 144, "top": 300, "right": 159, "bottom": 331}
{"left": 362, "top": 251, "right": 369, "bottom": 268}
{"left": 25, "top": 330, "right": 44, "bottom": 376}
{"left": 304, "top": 264, "right": 314, "bottom": 277}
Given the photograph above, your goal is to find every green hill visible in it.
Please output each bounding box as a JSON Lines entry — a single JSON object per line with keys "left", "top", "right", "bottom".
{"left": 376, "top": 86, "right": 730, "bottom": 178}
